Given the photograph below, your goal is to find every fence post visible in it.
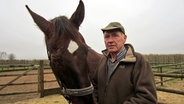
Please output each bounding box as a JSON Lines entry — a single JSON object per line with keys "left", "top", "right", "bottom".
{"left": 38, "top": 60, "right": 44, "bottom": 98}
{"left": 180, "top": 64, "right": 183, "bottom": 80}
{"left": 159, "top": 67, "right": 163, "bottom": 86}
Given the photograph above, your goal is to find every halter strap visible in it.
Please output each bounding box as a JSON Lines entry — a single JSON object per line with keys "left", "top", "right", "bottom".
{"left": 62, "top": 83, "right": 94, "bottom": 96}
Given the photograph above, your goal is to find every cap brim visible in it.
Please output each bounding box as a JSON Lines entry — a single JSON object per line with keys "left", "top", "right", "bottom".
{"left": 101, "top": 27, "right": 120, "bottom": 31}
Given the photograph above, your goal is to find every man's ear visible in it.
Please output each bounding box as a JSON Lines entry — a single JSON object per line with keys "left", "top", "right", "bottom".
{"left": 123, "top": 34, "right": 127, "bottom": 41}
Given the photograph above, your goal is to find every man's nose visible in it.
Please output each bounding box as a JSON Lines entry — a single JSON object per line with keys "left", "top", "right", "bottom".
{"left": 107, "top": 36, "right": 114, "bottom": 42}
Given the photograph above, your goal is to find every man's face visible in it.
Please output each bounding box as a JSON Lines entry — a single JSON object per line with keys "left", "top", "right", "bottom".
{"left": 103, "top": 30, "right": 127, "bottom": 54}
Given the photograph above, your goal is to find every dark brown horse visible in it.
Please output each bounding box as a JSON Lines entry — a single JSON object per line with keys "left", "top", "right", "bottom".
{"left": 26, "top": 0, "right": 102, "bottom": 104}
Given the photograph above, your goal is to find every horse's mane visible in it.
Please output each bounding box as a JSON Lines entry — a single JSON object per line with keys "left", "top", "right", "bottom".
{"left": 50, "top": 16, "right": 80, "bottom": 42}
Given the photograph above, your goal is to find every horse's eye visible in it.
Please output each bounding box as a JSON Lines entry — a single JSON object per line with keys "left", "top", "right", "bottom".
{"left": 52, "top": 57, "right": 63, "bottom": 65}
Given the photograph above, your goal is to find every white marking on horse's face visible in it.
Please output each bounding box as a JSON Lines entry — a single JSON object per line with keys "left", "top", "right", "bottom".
{"left": 68, "top": 40, "right": 79, "bottom": 54}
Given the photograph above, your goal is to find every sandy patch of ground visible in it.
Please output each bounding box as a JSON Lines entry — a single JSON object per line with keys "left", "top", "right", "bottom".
{"left": 14, "top": 94, "right": 68, "bottom": 104}
{"left": 157, "top": 80, "right": 184, "bottom": 104}
{"left": 12, "top": 91, "right": 184, "bottom": 104}
{"left": 157, "top": 91, "right": 184, "bottom": 104}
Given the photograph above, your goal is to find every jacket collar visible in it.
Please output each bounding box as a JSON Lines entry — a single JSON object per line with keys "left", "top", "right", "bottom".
{"left": 102, "top": 43, "right": 136, "bottom": 63}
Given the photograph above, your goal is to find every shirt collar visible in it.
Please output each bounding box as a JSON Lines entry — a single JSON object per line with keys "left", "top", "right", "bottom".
{"left": 108, "top": 47, "right": 127, "bottom": 62}
{"left": 115, "top": 47, "right": 127, "bottom": 61}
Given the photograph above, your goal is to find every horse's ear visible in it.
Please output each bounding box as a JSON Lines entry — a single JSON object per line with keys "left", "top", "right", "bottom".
{"left": 25, "top": 5, "right": 52, "bottom": 36}
{"left": 70, "top": 0, "right": 85, "bottom": 30}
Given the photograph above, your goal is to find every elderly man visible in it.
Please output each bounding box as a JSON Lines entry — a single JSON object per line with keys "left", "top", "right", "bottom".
{"left": 94, "top": 22, "right": 157, "bottom": 104}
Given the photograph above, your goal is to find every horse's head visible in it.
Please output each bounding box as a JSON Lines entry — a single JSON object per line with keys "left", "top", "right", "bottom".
{"left": 26, "top": 1, "right": 96, "bottom": 104}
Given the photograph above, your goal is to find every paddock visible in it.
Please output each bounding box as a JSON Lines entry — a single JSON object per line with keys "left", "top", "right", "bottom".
{"left": 0, "top": 61, "right": 184, "bottom": 104}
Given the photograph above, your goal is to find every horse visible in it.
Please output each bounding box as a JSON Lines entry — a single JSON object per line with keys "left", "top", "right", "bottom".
{"left": 25, "top": 0, "right": 102, "bottom": 104}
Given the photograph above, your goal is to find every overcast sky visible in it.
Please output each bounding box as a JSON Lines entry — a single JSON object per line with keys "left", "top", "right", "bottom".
{"left": 0, "top": 0, "right": 184, "bottom": 59}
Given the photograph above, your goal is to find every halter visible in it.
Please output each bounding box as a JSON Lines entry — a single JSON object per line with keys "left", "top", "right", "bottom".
{"left": 55, "top": 69, "right": 94, "bottom": 103}
{"left": 62, "top": 83, "right": 94, "bottom": 96}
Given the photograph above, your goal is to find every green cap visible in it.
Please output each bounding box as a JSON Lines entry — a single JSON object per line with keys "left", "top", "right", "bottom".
{"left": 101, "top": 22, "right": 125, "bottom": 34}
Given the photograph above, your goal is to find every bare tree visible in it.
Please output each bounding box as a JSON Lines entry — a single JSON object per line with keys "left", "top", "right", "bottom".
{"left": 8, "top": 53, "right": 16, "bottom": 61}
{"left": 0, "top": 52, "right": 7, "bottom": 60}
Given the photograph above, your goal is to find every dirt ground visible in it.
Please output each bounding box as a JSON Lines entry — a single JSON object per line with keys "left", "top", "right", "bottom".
{"left": 0, "top": 69, "right": 184, "bottom": 104}
{"left": 0, "top": 69, "right": 60, "bottom": 104}
{"left": 13, "top": 91, "right": 184, "bottom": 104}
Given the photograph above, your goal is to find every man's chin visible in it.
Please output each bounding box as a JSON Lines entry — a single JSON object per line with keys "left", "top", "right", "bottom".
{"left": 108, "top": 49, "right": 116, "bottom": 53}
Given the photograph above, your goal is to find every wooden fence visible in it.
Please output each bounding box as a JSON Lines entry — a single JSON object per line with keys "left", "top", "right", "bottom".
{"left": 1, "top": 61, "right": 184, "bottom": 97}
{"left": 0, "top": 60, "right": 59, "bottom": 98}
{"left": 0, "top": 64, "right": 38, "bottom": 96}
{"left": 152, "top": 63, "right": 184, "bottom": 95}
